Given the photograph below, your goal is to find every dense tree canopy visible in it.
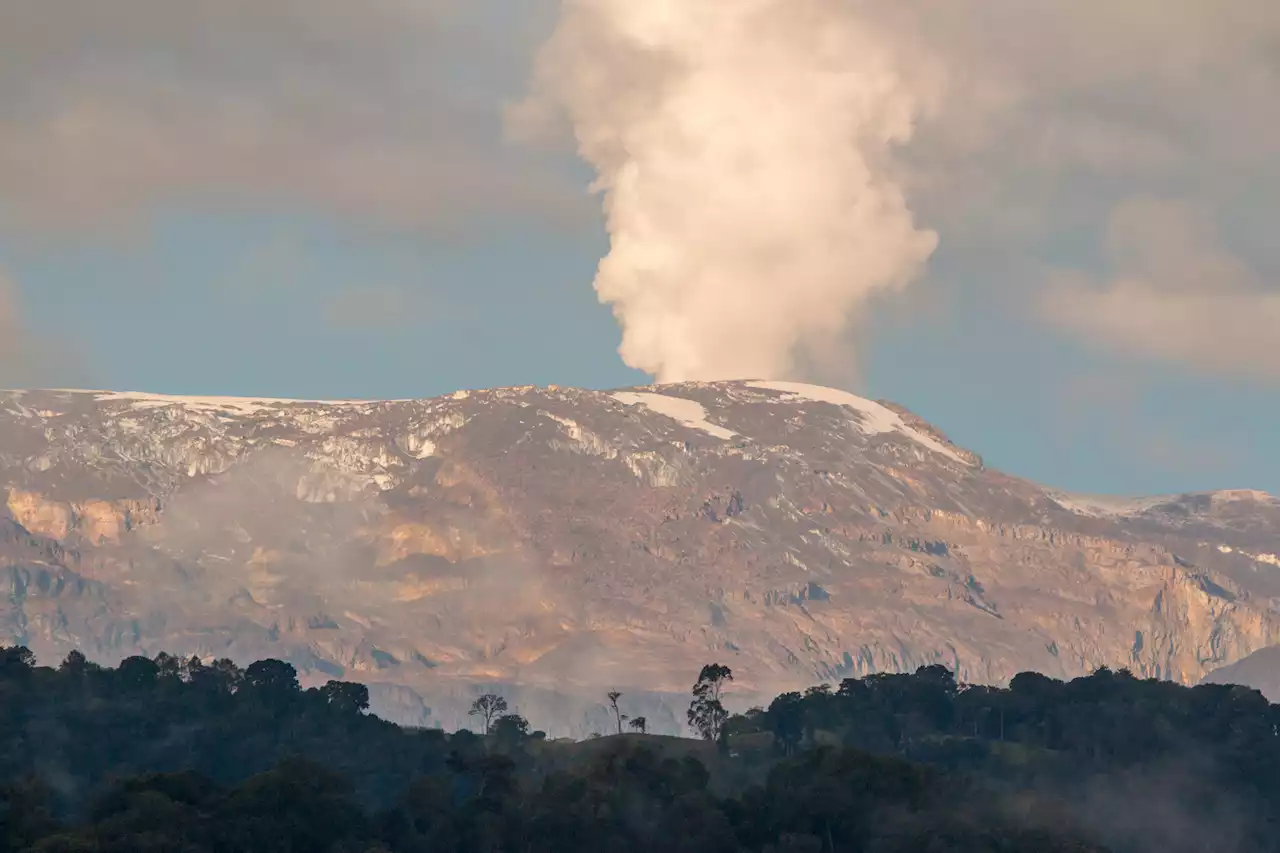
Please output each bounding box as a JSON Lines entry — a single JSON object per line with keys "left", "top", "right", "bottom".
{"left": 2, "top": 645, "right": 1279, "bottom": 851}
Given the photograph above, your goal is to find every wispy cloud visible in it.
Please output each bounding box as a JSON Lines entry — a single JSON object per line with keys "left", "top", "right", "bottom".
{"left": 0, "top": 0, "right": 590, "bottom": 235}
{"left": 883, "top": 0, "right": 1280, "bottom": 236}
{"left": 1041, "top": 199, "right": 1280, "bottom": 382}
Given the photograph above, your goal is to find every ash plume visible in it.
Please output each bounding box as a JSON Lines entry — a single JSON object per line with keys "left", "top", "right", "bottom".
{"left": 512, "top": 0, "right": 942, "bottom": 383}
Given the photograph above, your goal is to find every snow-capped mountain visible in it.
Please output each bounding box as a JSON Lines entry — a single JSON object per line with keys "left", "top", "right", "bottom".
{"left": 2, "top": 382, "right": 1278, "bottom": 735}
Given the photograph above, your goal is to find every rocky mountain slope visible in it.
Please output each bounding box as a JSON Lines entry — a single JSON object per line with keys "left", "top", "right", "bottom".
{"left": 1, "top": 382, "right": 1278, "bottom": 735}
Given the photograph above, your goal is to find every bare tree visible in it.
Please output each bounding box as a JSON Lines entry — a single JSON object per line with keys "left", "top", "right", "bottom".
{"left": 607, "top": 690, "right": 628, "bottom": 735}
{"left": 468, "top": 693, "right": 508, "bottom": 735}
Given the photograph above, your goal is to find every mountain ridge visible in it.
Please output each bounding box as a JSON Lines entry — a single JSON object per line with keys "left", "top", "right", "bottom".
{"left": 2, "top": 381, "right": 1278, "bottom": 734}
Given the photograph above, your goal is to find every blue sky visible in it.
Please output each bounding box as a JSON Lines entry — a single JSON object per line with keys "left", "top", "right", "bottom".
{"left": 1, "top": 1, "right": 1277, "bottom": 498}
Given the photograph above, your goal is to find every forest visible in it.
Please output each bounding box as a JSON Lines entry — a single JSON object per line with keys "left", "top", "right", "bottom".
{"left": 1, "top": 645, "right": 1277, "bottom": 852}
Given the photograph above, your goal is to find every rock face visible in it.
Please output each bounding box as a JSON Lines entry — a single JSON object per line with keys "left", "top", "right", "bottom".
{"left": 1, "top": 382, "right": 1278, "bottom": 735}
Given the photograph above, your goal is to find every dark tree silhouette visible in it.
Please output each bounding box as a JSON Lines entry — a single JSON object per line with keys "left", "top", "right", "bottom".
{"left": 243, "top": 659, "right": 299, "bottom": 694}
{"left": 607, "top": 690, "right": 627, "bottom": 735}
{"left": 154, "top": 651, "right": 185, "bottom": 682}
{"left": 688, "top": 663, "right": 733, "bottom": 741}
{"left": 628, "top": 716, "right": 648, "bottom": 734}
{"left": 0, "top": 645, "right": 34, "bottom": 668}
{"left": 0, "top": 645, "right": 1273, "bottom": 853}
{"left": 0, "top": 646, "right": 36, "bottom": 679}
{"left": 58, "top": 649, "right": 94, "bottom": 676}
{"left": 491, "top": 713, "right": 530, "bottom": 748}
{"left": 469, "top": 693, "right": 508, "bottom": 735}
{"left": 321, "top": 680, "right": 371, "bottom": 714}
{"left": 767, "top": 692, "right": 805, "bottom": 756}
{"left": 117, "top": 655, "right": 160, "bottom": 689}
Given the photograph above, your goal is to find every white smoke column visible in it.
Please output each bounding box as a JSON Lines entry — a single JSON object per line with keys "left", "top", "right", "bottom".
{"left": 513, "top": 0, "right": 944, "bottom": 382}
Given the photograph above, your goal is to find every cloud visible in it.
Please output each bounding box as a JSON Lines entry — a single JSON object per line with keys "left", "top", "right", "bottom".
{"left": 0, "top": 270, "right": 95, "bottom": 389}
{"left": 0, "top": 0, "right": 591, "bottom": 235}
{"left": 878, "top": 0, "right": 1280, "bottom": 235}
{"left": 8, "top": 1, "right": 1273, "bottom": 251}
{"left": 1041, "top": 199, "right": 1280, "bottom": 381}
{"left": 5, "top": 0, "right": 1279, "bottom": 389}
{"left": 512, "top": 0, "right": 1280, "bottom": 383}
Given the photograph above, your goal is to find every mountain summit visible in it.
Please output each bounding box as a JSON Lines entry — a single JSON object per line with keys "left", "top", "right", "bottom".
{"left": 1, "top": 382, "right": 1277, "bottom": 734}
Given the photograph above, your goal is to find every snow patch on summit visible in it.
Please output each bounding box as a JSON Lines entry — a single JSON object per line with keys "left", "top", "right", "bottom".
{"left": 1047, "top": 493, "right": 1173, "bottom": 518}
{"left": 1051, "top": 489, "right": 1279, "bottom": 519}
{"left": 611, "top": 392, "right": 738, "bottom": 441}
{"left": 747, "top": 382, "right": 967, "bottom": 464}
{"left": 55, "top": 390, "right": 378, "bottom": 416}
